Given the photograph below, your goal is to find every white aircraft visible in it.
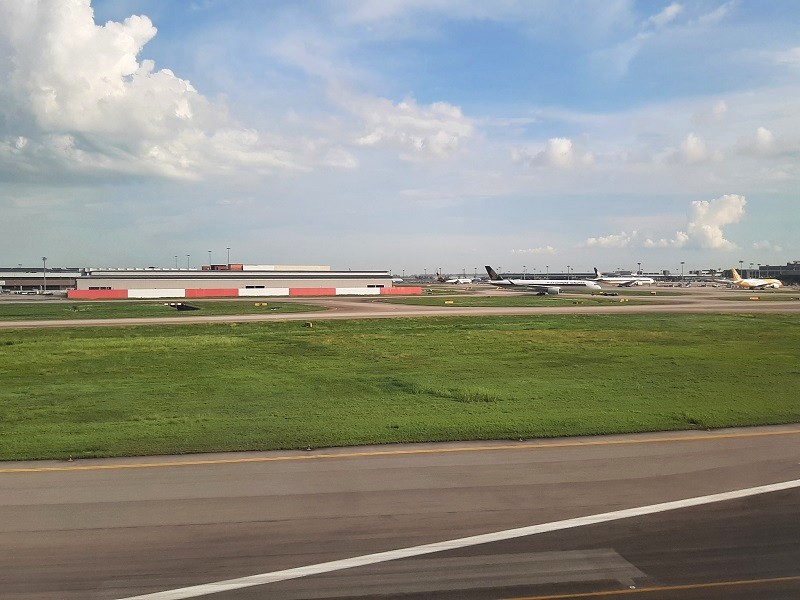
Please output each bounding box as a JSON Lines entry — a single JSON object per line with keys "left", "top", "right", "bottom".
{"left": 436, "top": 272, "right": 475, "bottom": 284}
{"left": 485, "top": 266, "right": 601, "bottom": 294}
{"left": 592, "top": 268, "right": 655, "bottom": 287}
{"left": 726, "top": 268, "right": 783, "bottom": 290}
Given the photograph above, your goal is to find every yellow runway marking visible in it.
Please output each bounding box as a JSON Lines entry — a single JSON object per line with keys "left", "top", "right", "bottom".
{"left": 2, "top": 428, "right": 799, "bottom": 474}
{"left": 505, "top": 575, "right": 800, "bottom": 599}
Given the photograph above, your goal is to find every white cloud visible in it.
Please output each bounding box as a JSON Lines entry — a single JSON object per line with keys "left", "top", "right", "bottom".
{"left": 593, "top": 2, "right": 687, "bottom": 78}
{"left": 346, "top": 94, "right": 473, "bottom": 160}
{"left": 0, "top": 0, "right": 302, "bottom": 180}
{"left": 511, "top": 246, "right": 557, "bottom": 255}
{"left": 754, "top": 127, "right": 775, "bottom": 153}
{"left": 585, "top": 230, "right": 637, "bottom": 248}
{"left": 692, "top": 100, "right": 727, "bottom": 126}
{"left": 665, "top": 132, "right": 723, "bottom": 164}
{"left": 513, "top": 137, "right": 594, "bottom": 169}
{"left": 686, "top": 194, "right": 745, "bottom": 249}
{"left": 680, "top": 132, "right": 709, "bottom": 163}
{"left": 774, "top": 47, "right": 800, "bottom": 68}
{"left": 752, "top": 240, "right": 783, "bottom": 252}
{"left": 322, "top": 147, "right": 359, "bottom": 169}
{"left": 649, "top": 3, "right": 683, "bottom": 29}
{"left": 644, "top": 231, "right": 690, "bottom": 248}
{"left": 691, "top": 2, "right": 733, "bottom": 27}
{"left": 645, "top": 194, "right": 745, "bottom": 249}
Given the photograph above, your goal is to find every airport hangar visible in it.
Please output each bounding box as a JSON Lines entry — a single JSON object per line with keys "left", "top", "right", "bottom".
{"left": 67, "top": 264, "right": 422, "bottom": 300}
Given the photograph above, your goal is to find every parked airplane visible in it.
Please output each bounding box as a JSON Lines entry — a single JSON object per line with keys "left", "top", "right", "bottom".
{"left": 436, "top": 272, "right": 475, "bottom": 284}
{"left": 727, "top": 268, "right": 783, "bottom": 290}
{"left": 485, "top": 266, "right": 601, "bottom": 294}
{"left": 593, "top": 268, "right": 655, "bottom": 286}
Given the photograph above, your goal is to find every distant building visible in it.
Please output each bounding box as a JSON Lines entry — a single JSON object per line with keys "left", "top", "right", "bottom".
{"left": 0, "top": 267, "right": 82, "bottom": 293}
{"left": 67, "top": 264, "right": 419, "bottom": 299}
{"left": 756, "top": 261, "right": 800, "bottom": 284}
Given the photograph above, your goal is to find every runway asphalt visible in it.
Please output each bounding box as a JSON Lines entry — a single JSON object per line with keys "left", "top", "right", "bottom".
{"left": 2, "top": 426, "right": 799, "bottom": 599}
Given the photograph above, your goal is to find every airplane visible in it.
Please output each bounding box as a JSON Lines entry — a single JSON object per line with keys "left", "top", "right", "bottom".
{"left": 725, "top": 268, "right": 783, "bottom": 290}
{"left": 485, "top": 266, "right": 601, "bottom": 294}
{"left": 593, "top": 268, "right": 655, "bottom": 287}
{"left": 436, "top": 271, "right": 476, "bottom": 284}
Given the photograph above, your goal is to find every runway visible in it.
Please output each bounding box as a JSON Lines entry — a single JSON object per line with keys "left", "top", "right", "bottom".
{"left": 2, "top": 426, "right": 799, "bottom": 599}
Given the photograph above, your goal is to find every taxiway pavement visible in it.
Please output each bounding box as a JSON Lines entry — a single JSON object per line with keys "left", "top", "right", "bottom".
{"left": 2, "top": 426, "right": 799, "bottom": 599}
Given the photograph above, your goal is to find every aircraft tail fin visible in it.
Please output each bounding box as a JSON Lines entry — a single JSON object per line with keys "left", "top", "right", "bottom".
{"left": 730, "top": 268, "right": 742, "bottom": 282}
{"left": 485, "top": 266, "right": 502, "bottom": 281}
{"left": 593, "top": 267, "right": 600, "bottom": 279}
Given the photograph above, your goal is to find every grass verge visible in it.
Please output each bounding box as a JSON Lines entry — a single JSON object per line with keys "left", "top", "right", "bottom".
{"left": 378, "top": 294, "right": 663, "bottom": 307}
{"left": 1, "top": 314, "right": 798, "bottom": 460}
{"left": 0, "top": 299, "right": 322, "bottom": 321}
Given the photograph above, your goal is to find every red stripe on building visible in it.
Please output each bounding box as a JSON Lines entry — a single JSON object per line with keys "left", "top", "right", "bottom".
{"left": 67, "top": 290, "right": 129, "bottom": 300}
{"left": 289, "top": 287, "right": 337, "bottom": 297}
{"left": 380, "top": 287, "right": 423, "bottom": 295}
{"left": 184, "top": 288, "right": 239, "bottom": 298}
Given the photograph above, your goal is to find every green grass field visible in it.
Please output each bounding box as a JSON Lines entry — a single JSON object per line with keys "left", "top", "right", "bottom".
{"left": 379, "top": 294, "right": 663, "bottom": 307}
{"left": 1, "top": 314, "right": 798, "bottom": 461}
{"left": 0, "top": 299, "right": 322, "bottom": 321}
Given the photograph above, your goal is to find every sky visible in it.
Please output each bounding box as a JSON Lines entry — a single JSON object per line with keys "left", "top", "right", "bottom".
{"left": 0, "top": 0, "right": 798, "bottom": 274}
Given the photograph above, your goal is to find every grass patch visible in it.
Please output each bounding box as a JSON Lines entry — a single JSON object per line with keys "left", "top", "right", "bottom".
{"left": 0, "top": 300, "right": 322, "bottom": 321}
{"left": 1, "top": 314, "right": 799, "bottom": 460}
{"left": 378, "top": 294, "right": 663, "bottom": 307}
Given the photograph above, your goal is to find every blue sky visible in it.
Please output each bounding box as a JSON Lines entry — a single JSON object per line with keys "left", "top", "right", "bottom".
{"left": 1, "top": 0, "right": 798, "bottom": 274}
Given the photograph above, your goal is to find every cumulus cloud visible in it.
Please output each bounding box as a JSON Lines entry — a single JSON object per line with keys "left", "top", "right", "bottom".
{"left": 643, "top": 231, "right": 690, "bottom": 248}
{"left": 513, "top": 137, "right": 594, "bottom": 169}
{"left": 645, "top": 194, "right": 746, "bottom": 249}
{"left": 680, "top": 132, "right": 708, "bottom": 163}
{"left": 347, "top": 94, "right": 473, "bottom": 160}
{"left": 585, "top": 230, "right": 637, "bottom": 248}
{"left": 665, "top": 132, "right": 722, "bottom": 164}
{"left": 692, "top": 100, "right": 727, "bottom": 126}
{"left": 511, "top": 246, "right": 557, "bottom": 255}
{"left": 0, "top": 0, "right": 302, "bottom": 180}
{"left": 754, "top": 127, "right": 776, "bottom": 154}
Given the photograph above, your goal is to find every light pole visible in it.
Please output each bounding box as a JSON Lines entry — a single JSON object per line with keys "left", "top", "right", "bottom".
{"left": 208, "top": 250, "right": 212, "bottom": 267}
{"left": 637, "top": 261, "right": 641, "bottom": 275}
{"left": 681, "top": 261, "right": 685, "bottom": 282}
{"left": 546, "top": 265, "right": 549, "bottom": 277}
{"left": 186, "top": 254, "right": 190, "bottom": 269}
{"left": 739, "top": 260, "right": 744, "bottom": 274}
{"left": 226, "top": 247, "right": 231, "bottom": 266}
{"left": 523, "top": 265, "right": 526, "bottom": 280}
{"left": 567, "top": 265, "right": 571, "bottom": 280}
{"left": 42, "top": 256, "right": 47, "bottom": 292}
{"left": 174, "top": 255, "right": 178, "bottom": 268}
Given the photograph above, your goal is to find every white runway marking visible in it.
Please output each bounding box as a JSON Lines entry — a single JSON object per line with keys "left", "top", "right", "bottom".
{"left": 117, "top": 478, "right": 800, "bottom": 600}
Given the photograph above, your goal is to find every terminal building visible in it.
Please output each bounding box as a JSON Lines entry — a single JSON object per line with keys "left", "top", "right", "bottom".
{"left": 0, "top": 264, "right": 421, "bottom": 299}
{"left": 67, "top": 264, "right": 420, "bottom": 300}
